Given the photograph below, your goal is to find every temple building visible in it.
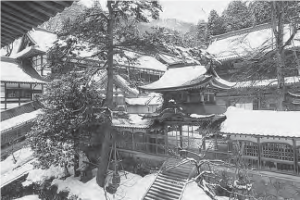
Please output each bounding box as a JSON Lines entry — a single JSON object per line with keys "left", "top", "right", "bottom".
{"left": 112, "top": 62, "right": 235, "bottom": 161}
{"left": 206, "top": 23, "right": 300, "bottom": 111}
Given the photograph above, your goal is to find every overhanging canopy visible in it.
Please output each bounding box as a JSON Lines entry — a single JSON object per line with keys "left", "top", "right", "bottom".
{"left": 1, "top": 1, "right": 73, "bottom": 47}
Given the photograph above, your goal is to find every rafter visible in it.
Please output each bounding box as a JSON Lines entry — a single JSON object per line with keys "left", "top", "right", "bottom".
{"left": 0, "top": 17, "right": 31, "bottom": 31}
{"left": 0, "top": 0, "right": 47, "bottom": 21}
{"left": 0, "top": 4, "right": 43, "bottom": 23}
{"left": 1, "top": 1, "right": 74, "bottom": 47}
{"left": 0, "top": 27, "right": 22, "bottom": 38}
{"left": 0, "top": 34, "right": 13, "bottom": 44}
{"left": 51, "top": 0, "right": 72, "bottom": 7}
{"left": 0, "top": 7, "right": 37, "bottom": 27}
{"left": 0, "top": 22, "right": 23, "bottom": 34}
{"left": 27, "top": 0, "right": 64, "bottom": 12}
{"left": 27, "top": 2, "right": 56, "bottom": 17}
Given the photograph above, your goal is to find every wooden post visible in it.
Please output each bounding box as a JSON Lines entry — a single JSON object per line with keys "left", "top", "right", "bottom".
{"left": 257, "top": 137, "right": 261, "bottom": 170}
{"left": 179, "top": 125, "right": 183, "bottom": 148}
{"left": 132, "top": 131, "right": 135, "bottom": 151}
{"left": 164, "top": 125, "right": 168, "bottom": 155}
{"left": 293, "top": 138, "right": 297, "bottom": 174}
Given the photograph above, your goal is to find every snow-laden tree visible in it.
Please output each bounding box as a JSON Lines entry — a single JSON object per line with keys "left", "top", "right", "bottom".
{"left": 34, "top": 0, "right": 164, "bottom": 187}
{"left": 27, "top": 63, "right": 109, "bottom": 177}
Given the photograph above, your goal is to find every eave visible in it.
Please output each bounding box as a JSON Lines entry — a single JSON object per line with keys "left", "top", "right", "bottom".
{"left": 1, "top": 1, "right": 74, "bottom": 47}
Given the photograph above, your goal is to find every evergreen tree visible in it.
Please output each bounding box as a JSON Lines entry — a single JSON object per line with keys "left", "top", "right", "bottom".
{"left": 45, "top": 0, "right": 163, "bottom": 187}
{"left": 222, "top": 1, "right": 253, "bottom": 32}
{"left": 27, "top": 65, "right": 108, "bottom": 177}
{"left": 207, "top": 10, "right": 226, "bottom": 36}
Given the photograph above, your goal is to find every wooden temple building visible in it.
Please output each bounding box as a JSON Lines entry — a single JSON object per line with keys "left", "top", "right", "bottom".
{"left": 206, "top": 23, "right": 300, "bottom": 111}
{"left": 112, "top": 63, "right": 235, "bottom": 162}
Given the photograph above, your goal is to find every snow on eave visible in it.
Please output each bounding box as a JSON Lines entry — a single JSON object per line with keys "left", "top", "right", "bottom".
{"left": 221, "top": 107, "right": 300, "bottom": 137}
{"left": 1, "top": 61, "right": 46, "bottom": 84}
{"left": 233, "top": 76, "right": 300, "bottom": 89}
{"left": 1, "top": 109, "right": 43, "bottom": 133}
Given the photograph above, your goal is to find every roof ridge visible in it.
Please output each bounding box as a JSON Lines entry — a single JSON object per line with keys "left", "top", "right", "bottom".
{"left": 211, "top": 23, "right": 272, "bottom": 41}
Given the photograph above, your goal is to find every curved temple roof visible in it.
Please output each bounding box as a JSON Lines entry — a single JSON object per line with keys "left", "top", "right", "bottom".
{"left": 139, "top": 64, "right": 235, "bottom": 92}
{"left": 1, "top": 1, "right": 73, "bottom": 47}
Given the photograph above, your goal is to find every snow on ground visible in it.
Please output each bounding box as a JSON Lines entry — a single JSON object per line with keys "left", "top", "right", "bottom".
{"left": 14, "top": 195, "right": 41, "bottom": 200}
{"left": 52, "top": 171, "right": 156, "bottom": 200}
{"left": 23, "top": 165, "right": 67, "bottom": 187}
{"left": 1, "top": 147, "right": 33, "bottom": 175}
{"left": 182, "top": 182, "right": 211, "bottom": 200}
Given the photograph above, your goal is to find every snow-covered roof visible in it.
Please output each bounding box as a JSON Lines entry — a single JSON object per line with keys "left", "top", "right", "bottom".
{"left": 10, "top": 29, "right": 57, "bottom": 59}
{"left": 125, "top": 96, "right": 163, "bottom": 106}
{"left": 207, "top": 24, "right": 300, "bottom": 61}
{"left": 221, "top": 107, "right": 300, "bottom": 137}
{"left": 114, "top": 51, "right": 167, "bottom": 72}
{"left": 1, "top": 59, "right": 46, "bottom": 84}
{"left": 112, "top": 114, "right": 153, "bottom": 129}
{"left": 1, "top": 109, "right": 42, "bottom": 133}
{"left": 233, "top": 76, "right": 300, "bottom": 89}
{"left": 93, "top": 71, "right": 139, "bottom": 97}
{"left": 139, "top": 64, "right": 235, "bottom": 92}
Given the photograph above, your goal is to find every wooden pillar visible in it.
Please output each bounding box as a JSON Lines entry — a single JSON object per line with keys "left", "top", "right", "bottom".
{"left": 4, "top": 82, "right": 7, "bottom": 110}
{"left": 293, "top": 138, "right": 298, "bottom": 174}
{"left": 257, "top": 137, "right": 262, "bottom": 170}
{"left": 164, "top": 125, "right": 168, "bottom": 155}
{"left": 146, "top": 130, "right": 149, "bottom": 153}
{"left": 132, "top": 131, "right": 135, "bottom": 150}
{"left": 179, "top": 125, "right": 183, "bottom": 148}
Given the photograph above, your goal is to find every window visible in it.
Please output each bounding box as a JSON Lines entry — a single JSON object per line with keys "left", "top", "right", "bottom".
{"left": 6, "top": 89, "right": 32, "bottom": 99}
{"left": 244, "top": 141, "right": 259, "bottom": 157}
{"left": 32, "top": 54, "right": 49, "bottom": 76}
{"left": 262, "top": 143, "right": 294, "bottom": 161}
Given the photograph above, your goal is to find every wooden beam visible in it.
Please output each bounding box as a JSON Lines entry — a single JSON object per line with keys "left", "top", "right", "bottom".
{"left": 34, "top": 1, "right": 65, "bottom": 12}
{"left": 54, "top": 1, "right": 73, "bottom": 7}
{"left": 2, "top": 22, "right": 28, "bottom": 35}
{"left": 1, "top": 11, "right": 39, "bottom": 28}
{"left": 3, "top": 2, "right": 51, "bottom": 22}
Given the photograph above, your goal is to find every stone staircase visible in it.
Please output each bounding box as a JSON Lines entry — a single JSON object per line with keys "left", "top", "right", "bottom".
{"left": 142, "top": 158, "right": 194, "bottom": 200}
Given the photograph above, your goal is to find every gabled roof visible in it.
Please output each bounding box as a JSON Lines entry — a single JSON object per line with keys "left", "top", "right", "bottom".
{"left": 11, "top": 28, "right": 58, "bottom": 59}
{"left": 93, "top": 71, "right": 139, "bottom": 97}
{"left": 221, "top": 107, "right": 300, "bottom": 137}
{"left": 207, "top": 23, "right": 300, "bottom": 62}
{"left": 1, "top": 57, "right": 47, "bottom": 84}
{"left": 139, "top": 64, "right": 235, "bottom": 92}
{"left": 114, "top": 51, "right": 167, "bottom": 72}
{"left": 1, "top": 1, "right": 73, "bottom": 47}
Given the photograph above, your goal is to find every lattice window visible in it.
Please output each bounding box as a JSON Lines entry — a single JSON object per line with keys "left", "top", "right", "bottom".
{"left": 244, "top": 141, "right": 259, "bottom": 157}
{"left": 262, "top": 143, "right": 294, "bottom": 161}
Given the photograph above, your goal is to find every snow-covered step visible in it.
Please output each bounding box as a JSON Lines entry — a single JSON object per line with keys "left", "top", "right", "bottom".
{"left": 142, "top": 159, "right": 194, "bottom": 200}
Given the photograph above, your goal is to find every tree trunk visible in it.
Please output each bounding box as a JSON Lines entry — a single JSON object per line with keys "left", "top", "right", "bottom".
{"left": 96, "top": 122, "right": 112, "bottom": 187}
{"left": 272, "top": 1, "right": 286, "bottom": 111}
{"left": 97, "top": 0, "right": 114, "bottom": 188}
{"left": 74, "top": 137, "right": 80, "bottom": 177}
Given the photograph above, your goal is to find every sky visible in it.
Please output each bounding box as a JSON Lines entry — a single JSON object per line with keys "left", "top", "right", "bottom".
{"left": 79, "top": 0, "right": 232, "bottom": 24}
